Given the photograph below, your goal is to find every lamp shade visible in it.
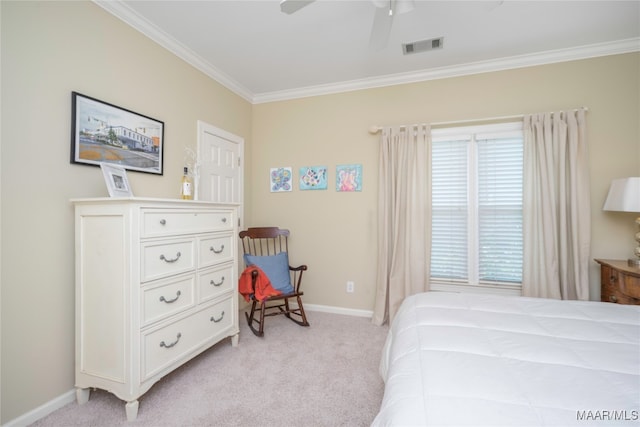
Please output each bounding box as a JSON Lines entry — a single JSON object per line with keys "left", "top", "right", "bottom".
{"left": 603, "top": 177, "right": 640, "bottom": 212}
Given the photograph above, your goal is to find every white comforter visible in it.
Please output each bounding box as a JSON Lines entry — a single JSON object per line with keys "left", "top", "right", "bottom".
{"left": 372, "top": 292, "right": 640, "bottom": 426}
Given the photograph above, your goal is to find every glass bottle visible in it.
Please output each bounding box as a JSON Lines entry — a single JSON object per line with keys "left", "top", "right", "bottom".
{"left": 180, "top": 166, "right": 193, "bottom": 200}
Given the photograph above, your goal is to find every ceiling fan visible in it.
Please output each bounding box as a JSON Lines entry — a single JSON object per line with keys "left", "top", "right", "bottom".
{"left": 279, "top": 0, "right": 416, "bottom": 50}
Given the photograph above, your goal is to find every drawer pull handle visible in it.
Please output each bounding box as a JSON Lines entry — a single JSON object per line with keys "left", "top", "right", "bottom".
{"left": 221, "top": 218, "right": 227, "bottom": 223}
{"left": 609, "top": 295, "right": 618, "bottom": 303}
{"left": 160, "top": 252, "right": 181, "bottom": 263}
{"left": 159, "top": 290, "right": 181, "bottom": 304}
{"left": 159, "top": 333, "right": 182, "bottom": 349}
{"left": 210, "top": 311, "right": 225, "bottom": 323}
{"left": 210, "top": 277, "right": 225, "bottom": 287}
{"left": 210, "top": 245, "right": 224, "bottom": 254}
{"left": 610, "top": 275, "right": 617, "bottom": 283}
{"left": 160, "top": 219, "right": 166, "bottom": 225}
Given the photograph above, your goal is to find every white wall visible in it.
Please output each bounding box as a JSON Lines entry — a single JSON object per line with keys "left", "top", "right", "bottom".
{"left": 251, "top": 54, "right": 640, "bottom": 311}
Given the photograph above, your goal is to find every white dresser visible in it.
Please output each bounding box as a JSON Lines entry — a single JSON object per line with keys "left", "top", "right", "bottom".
{"left": 72, "top": 198, "right": 239, "bottom": 421}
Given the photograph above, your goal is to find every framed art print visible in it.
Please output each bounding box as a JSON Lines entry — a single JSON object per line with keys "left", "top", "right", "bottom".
{"left": 336, "top": 164, "right": 362, "bottom": 192}
{"left": 299, "top": 166, "right": 328, "bottom": 190}
{"left": 270, "top": 167, "right": 293, "bottom": 192}
{"left": 71, "top": 91, "right": 164, "bottom": 175}
{"left": 101, "top": 163, "right": 133, "bottom": 197}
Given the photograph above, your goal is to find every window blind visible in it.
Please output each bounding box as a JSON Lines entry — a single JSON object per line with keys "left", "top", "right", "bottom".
{"left": 431, "top": 138, "right": 468, "bottom": 280}
{"left": 430, "top": 123, "right": 523, "bottom": 288}
{"left": 477, "top": 137, "right": 523, "bottom": 284}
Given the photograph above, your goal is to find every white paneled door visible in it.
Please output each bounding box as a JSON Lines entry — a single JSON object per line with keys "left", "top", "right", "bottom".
{"left": 197, "top": 120, "right": 244, "bottom": 227}
{"left": 197, "top": 121, "right": 243, "bottom": 203}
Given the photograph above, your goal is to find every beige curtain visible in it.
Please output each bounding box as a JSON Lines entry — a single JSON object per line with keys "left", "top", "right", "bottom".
{"left": 372, "top": 125, "right": 430, "bottom": 326}
{"left": 522, "top": 109, "right": 590, "bottom": 300}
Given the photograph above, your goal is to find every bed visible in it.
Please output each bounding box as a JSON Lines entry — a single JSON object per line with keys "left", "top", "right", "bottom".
{"left": 372, "top": 292, "right": 640, "bottom": 426}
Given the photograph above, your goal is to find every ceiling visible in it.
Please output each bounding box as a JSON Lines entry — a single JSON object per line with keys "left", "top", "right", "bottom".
{"left": 97, "top": 0, "right": 640, "bottom": 103}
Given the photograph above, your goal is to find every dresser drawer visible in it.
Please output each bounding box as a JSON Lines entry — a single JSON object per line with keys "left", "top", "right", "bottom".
{"left": 142, "top": 297, "right": 234, "bottom": 380}
{"left": 199, "top": 263, "right": 234, "bottom": 303}
{"left": 141, "top": 239, "right": 196, "bottom": 282}
{"left": 198, "top": 234, "right": 234, "bottom": 268}
{"left": 142, "top": 209, "right": 233, "bottom": 238}
{"left": 142, "top": 275, "right": 195, "bottom": 326}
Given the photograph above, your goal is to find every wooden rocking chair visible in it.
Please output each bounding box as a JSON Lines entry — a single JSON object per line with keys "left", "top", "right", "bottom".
{"left": 239, "top": 227, "right": 309, "bottom": 337}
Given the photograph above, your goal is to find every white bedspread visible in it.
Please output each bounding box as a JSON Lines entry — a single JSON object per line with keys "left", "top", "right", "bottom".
{"left": 372, "top": 292, "right": 640, "bottom": 426}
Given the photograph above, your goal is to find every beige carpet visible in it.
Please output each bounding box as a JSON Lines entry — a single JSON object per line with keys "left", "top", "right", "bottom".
{"left": 31, "top": 310, "right": 389, "bottom": 427}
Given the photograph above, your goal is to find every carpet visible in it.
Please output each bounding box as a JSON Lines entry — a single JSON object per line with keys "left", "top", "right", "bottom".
{"left": 31, "top": 310, "right": 389, "bottom": 426}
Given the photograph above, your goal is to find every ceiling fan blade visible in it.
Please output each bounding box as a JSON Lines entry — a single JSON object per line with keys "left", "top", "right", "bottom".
{"left": 280, "top": 0, "right": 315, "bottom": 14}
{"left": 368, "top": 0, "right": 414, "bottom": 50}
{"left": 372, "top": 0, "right": 414, "bottom": 14}
{"left": 369, "top": 2, "right": 394, "bottom": 50}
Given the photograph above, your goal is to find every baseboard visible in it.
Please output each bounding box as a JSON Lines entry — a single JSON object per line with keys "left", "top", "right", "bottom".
{"left": 3, "top": 389, "right": 76, "bottom": 427}
{"left": 304, "top": 303, "right": 373, "bottom": 318}
{"left": 241, "top": 302, "right": 374, "bottom": 318}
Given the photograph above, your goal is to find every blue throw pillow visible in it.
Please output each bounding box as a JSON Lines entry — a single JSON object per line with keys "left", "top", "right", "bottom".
{"left": 243, "top": 252, "right": 294, "bottom": 294}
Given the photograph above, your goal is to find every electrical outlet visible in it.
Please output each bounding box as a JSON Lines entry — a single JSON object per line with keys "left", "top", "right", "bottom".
{"left": 346, "top": 281, "right": 355, "bottom": 293}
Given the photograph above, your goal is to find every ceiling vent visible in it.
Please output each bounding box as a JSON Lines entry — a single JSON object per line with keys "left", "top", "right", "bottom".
{"left": 402, "top": 37, "right": 444, "bottom": 55}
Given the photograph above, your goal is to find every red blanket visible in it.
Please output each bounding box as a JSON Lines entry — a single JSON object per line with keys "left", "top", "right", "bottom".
{"left": 238, "top": 265, "right": 282, "bottom": 302}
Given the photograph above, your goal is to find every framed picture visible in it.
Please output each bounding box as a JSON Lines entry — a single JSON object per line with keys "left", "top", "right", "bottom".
{"left": 101, "top": 163, "right": 133, "bottom": 197}
{"left": 270, "top": 167, "right": 293, "bottom": 192}
{"left": 336, "top": 164, "right": 362, "bottom": 192}
{"left": 71, "top": 91, "right": 164, "bottom": 175}
{"left": 299, "top": 166, "right": 328, "bottom": 190}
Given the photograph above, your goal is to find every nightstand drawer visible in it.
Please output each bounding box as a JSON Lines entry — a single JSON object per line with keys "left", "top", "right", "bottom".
{"left": 601, "top": 265, "right": 618, "bottom": 288}
{"left": 620, "top": 274, "right": 640, "bottom": 299}
{"left": 596, "top": 259, "right": 640, "bottom": 305}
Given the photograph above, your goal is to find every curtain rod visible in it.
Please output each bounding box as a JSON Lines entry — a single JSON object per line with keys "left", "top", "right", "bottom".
{"left": 368, "top": 107, "right": 589, "bottom": 134}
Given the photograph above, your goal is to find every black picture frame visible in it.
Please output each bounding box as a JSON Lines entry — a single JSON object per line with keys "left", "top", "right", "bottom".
{"left": 71, "top": 91, "right": 164, "bottom": 175}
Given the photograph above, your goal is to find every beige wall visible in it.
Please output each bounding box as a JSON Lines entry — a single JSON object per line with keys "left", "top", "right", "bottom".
{"left": 0, "top": 1, "right": 252, "bottom": 422}
{"left": 251, "top": 53, "right": 640, "bottom": 311}
{"left": 1, "top": 0, "right": 639, "bottom": 424}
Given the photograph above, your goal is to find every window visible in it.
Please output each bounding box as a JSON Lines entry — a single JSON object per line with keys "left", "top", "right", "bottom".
{"left": 430, "top": 122, "right": 523, "bottom": 294}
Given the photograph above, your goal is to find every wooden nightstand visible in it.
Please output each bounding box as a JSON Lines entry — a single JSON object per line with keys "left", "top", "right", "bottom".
{"left": 595, "top": 259, "right": 640, "bottom": 305}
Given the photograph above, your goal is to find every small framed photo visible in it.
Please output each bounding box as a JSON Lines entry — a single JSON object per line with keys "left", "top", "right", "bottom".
{"left": 71, "top": 91, "right": 164, "bottom": 175}
{"left": 101, "top": 163, "right": 133, "bottom": 197}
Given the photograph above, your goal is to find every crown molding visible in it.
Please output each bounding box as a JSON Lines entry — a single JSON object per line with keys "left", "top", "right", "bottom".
{"left": 93, "top": 0, "right": 254, "bottom": 103}
{"left": 253, "top": 37, "right": 640, "bottom": 104}
{"left": 93, "top": 1, "right": 639, "bottom": 105}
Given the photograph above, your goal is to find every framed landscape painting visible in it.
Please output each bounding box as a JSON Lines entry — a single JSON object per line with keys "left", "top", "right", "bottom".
{"left": 70, "top": 92, "right": 164, "bottom": 175}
